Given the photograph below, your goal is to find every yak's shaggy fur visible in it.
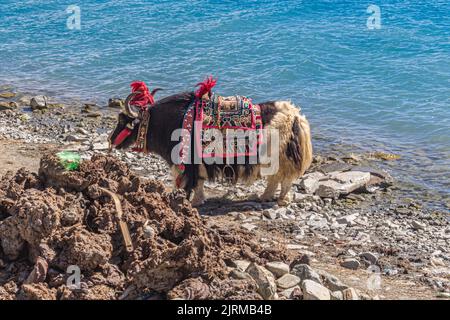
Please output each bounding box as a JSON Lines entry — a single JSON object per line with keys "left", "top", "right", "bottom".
{"left": 109, "top": 93, "right": 312, "bottom": 206}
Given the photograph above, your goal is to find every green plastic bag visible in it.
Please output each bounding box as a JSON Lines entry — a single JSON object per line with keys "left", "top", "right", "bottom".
{"left": 56, "top": 151, "right": 81, "bottom": 171}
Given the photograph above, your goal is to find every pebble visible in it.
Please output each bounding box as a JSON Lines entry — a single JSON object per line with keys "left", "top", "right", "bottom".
{"left": 263, "top": 209, "right": 277, "bottom": 220}
{"left": 301, "top": 280, "right": 331, "bottom": 300}
{"left": 91, "top": 142, "right": 109, "bottom": 151}
{"left": 143, "top": 225, "right": 155, "bottom": 239}
{"left": 342, "top": 288, "right": 359, "bottom": 300}
{"left": 276, "top": 274, "right": 301, "bottom": 289}
{"left": 286, "top": 244, "right": 307, "bottom": 250}
{"left": 411, "top": 220, "right": 426, "bottom": 230}
{"left": 340, "top": 258, "right": 360, "bottom": 270}
{"left": 265, "top": 261, "right": 290, "bottom": 278}
{"left": 241, "top": 223, "right": 257, "bottom": 232}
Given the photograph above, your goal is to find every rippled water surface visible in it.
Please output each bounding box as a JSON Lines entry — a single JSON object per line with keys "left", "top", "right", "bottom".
{"left": 0, "top": 0, "right": 449, "bottom": 205}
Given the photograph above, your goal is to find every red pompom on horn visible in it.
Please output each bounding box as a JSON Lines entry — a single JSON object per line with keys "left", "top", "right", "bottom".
{"left": 129, "top": 81, "right": 155, "bottom": 107}
{"left": 195, "top": 76, "right": 217, "bottom": 99}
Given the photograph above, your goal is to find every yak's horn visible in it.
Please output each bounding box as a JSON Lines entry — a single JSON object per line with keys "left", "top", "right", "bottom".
{"left": 151, "top": 88, "right": 163, "bottom": 97}
{"left": 124, "top": 91, "right": 141, "bottom": 118}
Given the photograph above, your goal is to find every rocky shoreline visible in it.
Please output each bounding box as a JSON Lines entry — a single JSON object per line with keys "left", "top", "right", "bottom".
{"left": 0, "top": 89, "right": 449, "bottom": 300}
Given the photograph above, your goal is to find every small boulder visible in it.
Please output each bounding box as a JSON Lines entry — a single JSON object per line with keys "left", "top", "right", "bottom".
{"left": 108, "top": 98, "right": 124, "bottom": 109}
{"left": 265, "top": 261, "right": 290, "bottom": 278}
{"left": 340, "top": 258, "right": 360, "bottom": 270}
{"left": 291, "top": 264, "right": 322, "bottom": 284}
{"left": 359, "top": 252, "right": 378, "bottom": 265}
{"left": 276, "top": 274, "right": 300, "bottom": 289}
{"left": 301, "top": 280, "right": 331, "bottom": 300}
{"left": 30, "top": 96, "right": 47, "bottom": 111}
{"left": 246, "top": 263, "right": 277, "bottom": 300}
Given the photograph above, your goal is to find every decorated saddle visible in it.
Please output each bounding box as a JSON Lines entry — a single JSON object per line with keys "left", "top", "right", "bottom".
{"left": 179, "top": 93, "right": 263, "bottom": 164}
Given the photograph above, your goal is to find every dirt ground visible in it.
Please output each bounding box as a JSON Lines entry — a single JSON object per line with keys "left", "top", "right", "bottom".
{"left": 0, "top": 138, "right": 58, "bottom": 176}
{"left": 0, "top": 139, "right": 439, "bottom": 300}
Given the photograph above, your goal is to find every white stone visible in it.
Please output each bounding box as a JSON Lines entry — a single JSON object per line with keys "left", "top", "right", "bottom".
{"left": 300, "top": 172, "right": 325, "bottom": 194}
{"left": 276, "top": 274, "right": 301, "bottom": 289}
{"left": 265, "top": 261, "right": 290, "bottom": 278}
{"left": 301, "top": 280, "right": 331, "bottom": 300}
{"left": 91, "top": 142, "right": 109, "bottom": 151}
{"left": 241, "top": 223, "right": 257, "bottom": 232}
{"left": 411, "top": 220, "right": 426, "bottom": 230}
{"left": 316, "top": 171, "right": 371, "bottom": 198}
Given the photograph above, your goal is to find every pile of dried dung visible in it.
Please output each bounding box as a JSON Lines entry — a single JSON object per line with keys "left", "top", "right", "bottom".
{"left": 0, "top": 153, "right": 283, "bottom": 300}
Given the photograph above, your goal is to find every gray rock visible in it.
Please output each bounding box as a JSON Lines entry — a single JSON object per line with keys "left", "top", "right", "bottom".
{"left": 291, "top": 264, "right": 322, "bottom": 284}
{"left": 30, "top": 96, "right": 47, "bottom": 110}
{"left": 276, "top": 274, "right": 301, "bottom": 289}
{"left": 317, "top": 270, "right": 348, "bottom": 291}
{"left": 359, "top": 252, "right": 378, "bottom": 265}
{"left": 301, "top": 280, "right": 331, "bottom": 300}
{"left": 316, "top": 171, "right": 371, "bottom": 198}
{"left": 246, "top": 263, "right": 277, "bottom": 300}
{"left": 231, "top": 260, "right": 251, "bottom": 272}
{"left": 340, "top": 258, "right": 360, "bottom": 270}
{"left": 265, "top": 261, "right": 290, "bottom": 278}
{"left": 300, "top": 172, "right": 324, "bottom": 194}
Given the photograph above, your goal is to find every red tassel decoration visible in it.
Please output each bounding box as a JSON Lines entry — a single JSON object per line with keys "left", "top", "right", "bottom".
{"left": 195, "top": 76, "right": 217, "bottom": 98}
{"left": 130, "top": 81, "right": 155, "bottom": 107}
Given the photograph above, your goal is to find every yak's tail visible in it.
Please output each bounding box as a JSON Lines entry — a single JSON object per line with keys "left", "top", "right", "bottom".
{"left": 285, "top": 106, "right": 313, "bottom": 176}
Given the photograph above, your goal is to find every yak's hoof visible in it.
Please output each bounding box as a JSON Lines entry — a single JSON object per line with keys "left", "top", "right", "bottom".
{"left": 277, "top": 199, "right": 289, "bottom": 207}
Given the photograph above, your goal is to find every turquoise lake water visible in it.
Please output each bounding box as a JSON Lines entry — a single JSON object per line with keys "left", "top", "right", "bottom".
{"left": 0, "top": 0, "right": 449, "bottom": 205}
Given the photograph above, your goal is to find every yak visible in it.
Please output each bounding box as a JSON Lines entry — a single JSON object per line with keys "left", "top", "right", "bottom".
{"left": 109, "top": 79, "right": 312, "bottom": 206}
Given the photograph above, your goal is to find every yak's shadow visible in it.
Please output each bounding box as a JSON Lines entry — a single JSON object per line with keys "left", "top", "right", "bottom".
{"left": 196, "top": 197, "right": 277, "bottom": 216}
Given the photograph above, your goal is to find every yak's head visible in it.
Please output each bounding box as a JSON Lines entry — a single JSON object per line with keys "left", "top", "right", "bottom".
{"left": 108, "top": 88, "right": 161, "bottom": 150}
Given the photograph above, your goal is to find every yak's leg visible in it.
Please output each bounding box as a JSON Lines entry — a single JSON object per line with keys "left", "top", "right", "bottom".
{"left": 260, "top": 175, "right": 279, "bottom": 202}
{"left": 191, "top": 179, "right": 206, "bottom": 207}
{"left": 277, "top": 177, "right": 295, "bottom": 206}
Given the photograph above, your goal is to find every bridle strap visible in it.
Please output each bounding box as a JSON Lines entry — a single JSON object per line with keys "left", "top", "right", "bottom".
{"left": 113, "top": 127, "right": 133, "bottom": 146}
{"left": 132, "top": 110, "right": 151, "bottom": 153}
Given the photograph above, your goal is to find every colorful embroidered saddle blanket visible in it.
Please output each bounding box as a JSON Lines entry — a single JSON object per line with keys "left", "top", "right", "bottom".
{"left": 179, "top": 93, "right": 263, "bottom": 166}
